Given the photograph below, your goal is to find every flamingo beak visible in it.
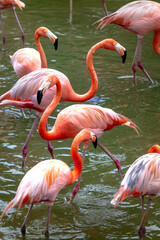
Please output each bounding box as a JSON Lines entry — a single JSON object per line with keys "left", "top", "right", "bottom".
{"left": 121, "top": 50, "right": 127, "bottom": 64}
{"left": 37, "top": 89, "right": 44, "bottom": 105}
{"left": 54, "top": 38, "right": 58, "bottom": 50}
{"left": 92, "top": 136, "right": 98, "bottom": 148}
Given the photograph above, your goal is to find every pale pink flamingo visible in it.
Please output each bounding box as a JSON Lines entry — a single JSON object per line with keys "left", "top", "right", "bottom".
{"left": 37, "top": 74, "right": 138, "bottom": 203}
{"left": 111, "top": 144, "right": 160, "bottom": 238}
{"left": 0, "top": 128, "right": 97, "bottom": 237}
{"left": 0, "top": 39, "right": 126, "bottom": 167}
{"left": 0, "top": 0, "right": 25, "bottom": 48}
{"left": 10, "top": 26, "right": 58, "bottom": 78}
{"left": 96, "top": 0, "right": 160, "bottom": 85}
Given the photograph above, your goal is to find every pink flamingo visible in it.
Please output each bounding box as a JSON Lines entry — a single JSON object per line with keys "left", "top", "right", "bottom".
{"left": 10, "top": 26, "right": 58, "bottom": 78}
{"left": 10, "top": 27, "right": 58, "bottom": 78}
{"left": 111, "top": 144, "right": 160, "bottom": 237}
{"left": 37, "top": 74, "right": 138, "bottom": 203}
{"left": 0, "top": 39, "right": 126, "bottom": 167}
{"left": 0, "top": 0, "right": 25, "bottom": 48}
{"left": 96, "top": 0, "right": 160, "bottom": 85}
{"left": 0, "top": 128, "right": 97, "bottom": 237}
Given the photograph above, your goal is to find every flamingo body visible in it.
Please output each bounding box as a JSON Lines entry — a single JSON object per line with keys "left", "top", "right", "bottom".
{"left": 96, "top": 0, "right": 160, "bottom": 84}
{"left": 0, "top": 68, "right": 74, "bottom": 112}
{"left": 10, "top": 48, "right": 41, "bottom": 78}
{"left": 111, "top": 144, "right": 160, "bottom": 236}
{"left": 45, "top": 104, "right": 138, "bottom": 140}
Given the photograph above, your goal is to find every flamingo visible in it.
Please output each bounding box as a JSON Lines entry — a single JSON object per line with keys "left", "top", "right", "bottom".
{"left": 0, "top": 128, "right": 97, "bottom": 237}
{"left": 111, "top": 144, "right": 160, "bottom": 238}
{"left": 0, "top": 38, "right": 127, "bottom": 167}
{"left": 37, "top": 74, "right": 138, "bottom": 203}
{"left": 0, "top": 0, "right": 25, "bottom": 48}
{"left": 96, "top": 0, "right": 160, "bottom": 85}
{"left": 10, "top": 26, "right": 58, "bottom": 78}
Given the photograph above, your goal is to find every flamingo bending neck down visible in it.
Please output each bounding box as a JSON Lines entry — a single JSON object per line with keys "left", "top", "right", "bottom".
{"left": 37, "top": 73, "right": 138, "bottom": 203}
{"left": 0, "top": 38, "right": 126, "bottom": 167}
{"left": 0, "top": 0, "right": 25, "bottom": 48}
{"left": 0, "top": 128, "right": 97, "bottom": 237}
{"left": 111, "top": 144, "right": 160, "bottom": 238}
{"left": 10, "top": 26, "right": 58, "bottom": 78}
{"left": 96, "top": 0, "right": 160, "bottom": 85}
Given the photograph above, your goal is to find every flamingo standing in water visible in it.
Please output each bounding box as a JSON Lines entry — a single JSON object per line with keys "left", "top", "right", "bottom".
{"left": 0, "top": 0, "right": 25, "bottom": 48}
{"left": 0, "top": 128, "right": 97, "bottom": 237}
{"left": 37, "top": 73, "right": 138, "bottom": 203}
{"left": 10, "top": 26, "right": 58, "bottom": 78}
{"left": 111, "top": 144, "right": 160, "bottom": 238}
{"left": 96, "top": 0, "right": 160, "bottom": 85}
{"left": 0, "top": 38, "right": 127, "bottom": 167}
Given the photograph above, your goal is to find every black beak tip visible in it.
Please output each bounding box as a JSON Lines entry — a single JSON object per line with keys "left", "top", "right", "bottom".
{"left": 37, "top": 90, "right": 43, "bottom": 105}
{"left": 54, "top": 39, "right": 58, "bottom": 50}
{"left": 122, "top": 50, "right": 127, "bottom": 64}
{"left": 92, "top": 137, "right": 97, "bottom": 149}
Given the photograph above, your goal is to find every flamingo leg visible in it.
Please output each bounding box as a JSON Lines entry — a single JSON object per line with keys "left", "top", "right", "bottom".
{"left": 22, "top": 115, "right": 40, "bottom": 168}
{"left": 101, "top": 0, "right": 108, "bottom": 15}
{"left": 46, "top": 123, "right": 54, "bottom": 159}
{"left": 69, "top": 0, "right": 72, "bottom": 23}
{"left": 12, "top": 7, "right": 25, "bottom": 47}
{"left": 21, "top": 204, "right": 33, "bottom": 236}
{"left": 69, "top": 149, "right": 86, "bottom": 203}
{"left": 132, "top": 37, "right": 142, "bottom": 85}
{"left": 45, "top": 206, "right": 52, "bottom": 237}
{"left": 97, "top": 140, "right": 123, "bottom": 180}
{"left": 137, "top": 38, "right": 153, "bottom": 84}
{"left": 138, "top": 198, "right": 152, "bottom": 237}
{"left": 20, "top": 108, "right": 26, "bottom": 118}
{"left": 0, "top": 12, "right": 6, "bottom": 49}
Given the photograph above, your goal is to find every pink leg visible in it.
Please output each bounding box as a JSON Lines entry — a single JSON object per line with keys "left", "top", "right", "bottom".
{"left": 132, "top": 37, "right": 142, "bottom": 85}
{"left": 138, "top": 198, "right": 152, "bottom": 237}
{"left": 69, "top": 149, "right": 86, "bottom": 203}
{"left": 69, "top": 0, "right": 72, "bottom": 23}
{"left": 22, "top": 115, "right": 39, "bottom": 168}
{"left": 97, "top": 140, "right": 123, "bottom": 180}
{"left": 20, "top": 108, "right": 26, "bottom": 118}
{"left": 12, "top": 7, "right": 25, "bottom": 47}
{"left": 46, "top": 123, "right": 54, "bottom": 159}
{"left": 0, "top": 12, "right": 6, "bottom": 49}
{"left": 137, "top": 38, "right": 153, "bottom": 84}
{"left": 21, "top": 204, "right": 33, "bottom": 236}
{"left": 45, "top": 206, "right": 52, "bottom": 237}
{"left": 101, "top": 0, "right": 108, "bottom": 15}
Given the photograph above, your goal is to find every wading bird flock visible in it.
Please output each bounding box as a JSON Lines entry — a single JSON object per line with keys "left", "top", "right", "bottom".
{"left": 0, "top": 0, "right": 160, "bottom": 239}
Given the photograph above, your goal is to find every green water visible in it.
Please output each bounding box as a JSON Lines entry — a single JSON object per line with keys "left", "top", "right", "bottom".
{"left": 0, "top": 0, "right": 160, "bottom": 239}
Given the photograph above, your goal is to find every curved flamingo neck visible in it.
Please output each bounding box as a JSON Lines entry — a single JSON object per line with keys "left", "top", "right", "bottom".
{"left": 70, "top": 132, "right": 84, "bottom": 183}
{"left": 148, "top": 144, "right": 160, "bottom": 154}
{"left": 34, "top": 30, "right": 47, "bottom": 68}
{"left": 152, "top": 31, "right": 160, "bottom": 55}
{"left": 38, "top": 79, "right": 61, "bottom": 140}
{"left": 67, "top": 40, "right": 116, "bottom": 102}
